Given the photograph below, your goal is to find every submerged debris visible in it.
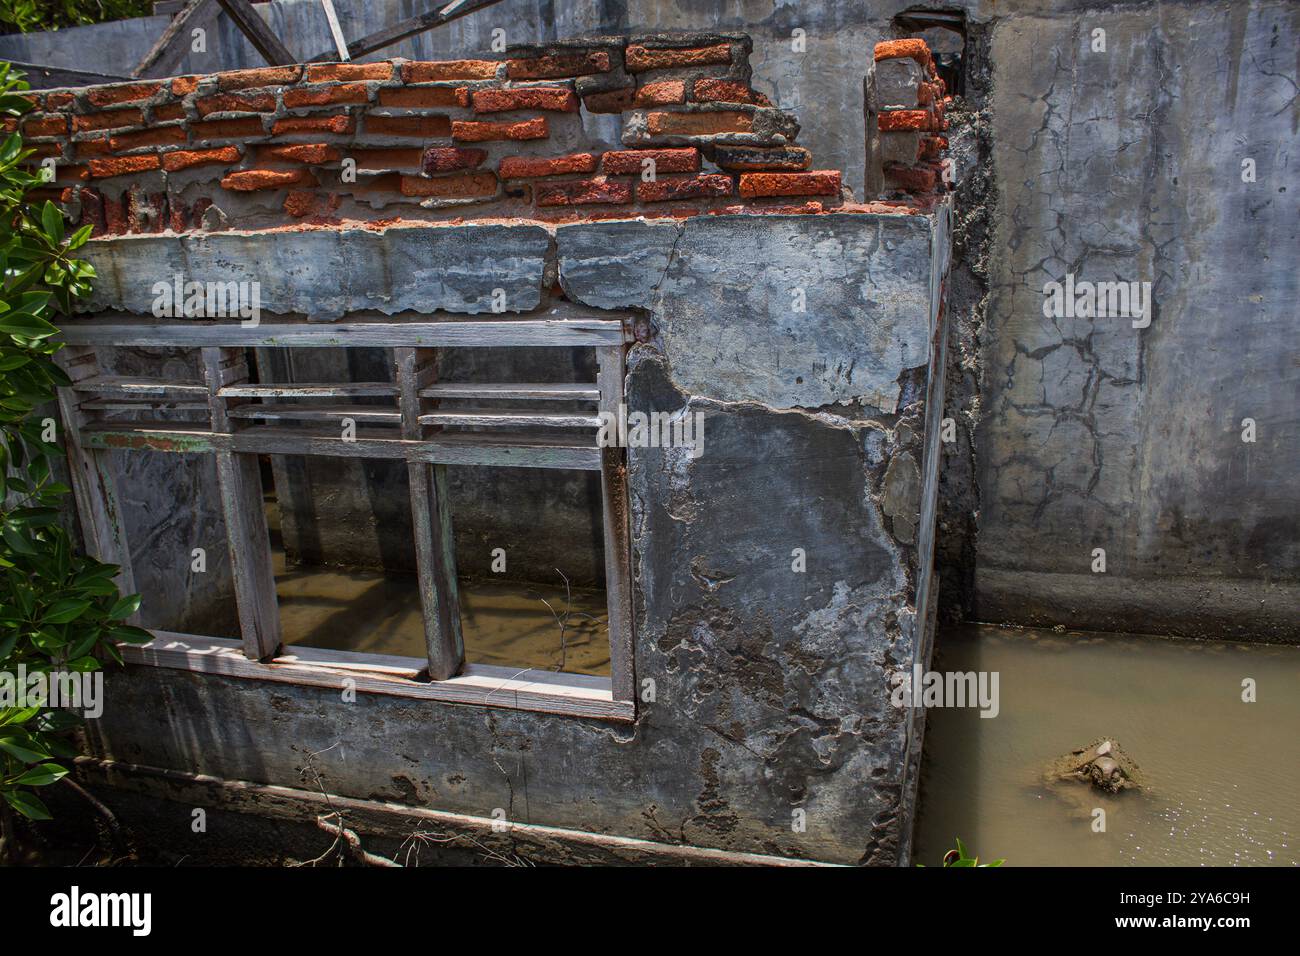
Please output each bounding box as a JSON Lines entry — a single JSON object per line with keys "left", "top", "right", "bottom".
{"left": 1046, "top": 738, "right": 1144, "bottom": 794}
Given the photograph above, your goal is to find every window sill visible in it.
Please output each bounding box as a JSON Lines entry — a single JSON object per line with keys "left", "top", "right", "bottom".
{"left": 122, "top": 632, "right": 635, "bottom": 722}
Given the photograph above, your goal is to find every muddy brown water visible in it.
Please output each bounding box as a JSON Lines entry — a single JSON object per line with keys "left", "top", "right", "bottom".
{"left": 273, "top": 552, "right": 610, "bottom": 676}
{"left": 914, "top": 625, "right": 1300, "bottom": 867}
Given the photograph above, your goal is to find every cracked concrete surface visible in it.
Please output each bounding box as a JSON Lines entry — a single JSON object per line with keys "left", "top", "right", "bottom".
{"left": 975, "top": 1, "right": 1299, "bottom": 640}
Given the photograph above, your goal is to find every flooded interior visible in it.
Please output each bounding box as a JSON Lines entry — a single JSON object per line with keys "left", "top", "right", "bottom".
{"left": 914, "top": 625, "right": 1300, "bottom": 867}
{"left": 265, "top": 487, "right": 611, "bottom": 677}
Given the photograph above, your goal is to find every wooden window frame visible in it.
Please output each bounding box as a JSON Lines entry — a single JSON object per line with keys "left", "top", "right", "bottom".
{"left": 55, "top": 307, "right": 636, "bottom": 722}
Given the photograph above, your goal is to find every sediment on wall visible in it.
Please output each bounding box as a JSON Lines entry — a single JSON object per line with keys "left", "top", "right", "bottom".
{"left": 9, "top": 33, "right": 950, "bottom": 234}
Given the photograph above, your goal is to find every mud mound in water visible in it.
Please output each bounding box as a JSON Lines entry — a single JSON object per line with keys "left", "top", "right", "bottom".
{"left": 1046, "top": 738, "right": 1144, "bottom": 794}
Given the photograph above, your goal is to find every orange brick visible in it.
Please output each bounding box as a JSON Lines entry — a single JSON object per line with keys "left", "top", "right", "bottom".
{"left": 737, "top": 170, "right": 841, "bottom": 198}
{"left": 171, "top": 76, "right": 201, "bottom": 96}
{"left": 451, "top": 117, "right": 547, "bottom": 142}
{"left": 506, "top": 51, "right": 610, "bottom": 80}
{"left": 88, "top": 154, "right": 161, "bottom": 179}
{"left": 53, "top": 164, "right": 90, "bottom": 183}
{"left": 272, "top": 114, "right": 354, "bottom": 135}
{"left": 471, "top": 87, "right": 577, "bottom": 113}
{"left": 625, "top": 43, "right": 732, "bottom": 73}
{"left": 258, "top": 143, "right": 342, "bottom": 164}
{"left": 536, "top": 178, "right": 631, "bottom": 206}
{"left": 352, "top": 148, "right": 425, "bottom": 170}
{"left": 283, "top": 83, "right": 371, "bottom": 108}
{"left": 108, "top": 126, "right": 188, "bottom": 151}
{"left": 919, "top": 135, "right": 946, "bottom": 160}
{"left": 874, "top": 39, "right": 931, "bottom": 64}
{"left": 602, "top": 147, "right": 700, "bottom": 174}
{"left": 73, "top": 108, "right": 143, "bottom": 132}
{"left": 499, "top": 153, "right": 596, "bottom": 178}
{"left": 46, "top": 92, "right": 74, "bottom": 109}
{"left": 634, "top": 81, "right": 686, "bottom": 106}
{"left": 583, "top": 88, "right": 635, "bottom": 113}
{"left": 194, "top": 117, "right": 268, "bottom": 140}
{"left": 365, "top": 115, "right": 451, "bottom": 137}
{"left": 221, "top": 168, "right": 315, "bottom": 191}
{"left": 162, "top": 146, "right": 241, "bottom": 172}
{"left": 636, "top": 173, "right": 733, "bottom": 202}
{"left": 86, "top": 82, "right": 163, "bottom": 107}
{"left": 153, "top": 101, "right": 187, "bottom": 122}
{"left": 378, "top": 86, "right": 469, "bottom": 108}
{"left": 398, "top": 171, "right": 498, "bottom": 198}
{"left": 402, "top": 60, "right": 500, "bottom": 82}
{"left": 283, "top": 189, "right": 325, "bottom": 218}
{"left": 216, "top": 66, "right": 302, "bottom": 90}
{"left": 878, "top": 109, "right": 933, "bottom": 132}
{"left": 422, "top": 147, "right": 488, "bottom": 174}
{"left": 885, "top": 163, "right": 937, "bottom": 192}
{"left": 645, "top": 110, "right": 752, "bottom": 137}
{"left": 74, "top": 138, "right": 112, "bottom": 158}
{"left": 22, "top": 114, "right": 67, "bottom": 137}
{"left": 306, "top": 62, "right": 393, "bottom": 82}
{"left": 195, "top": 92, "right": 276, "bottom": 116}
{"left": 693, "top": 79, "right": 769, "bottom": 105}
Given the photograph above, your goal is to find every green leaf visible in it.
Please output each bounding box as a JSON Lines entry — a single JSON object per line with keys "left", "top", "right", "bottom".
{"left": 66, "top": 224, "right": 93, "bottom": 250}
{"left": 65, "top": 629, "right": 98, "bottom": 660}
{"left": 109, "top": 624, "right": 152, "bottom": 645}
{"left": 40, "top": 200, "right": 63, "bottom": 244}
{"left": 108, "top": 593, "right": 141, "bottom": 621}
{"left": 42, "top": 598, "right": 91, "bottom": 624}
{"left": 0, "top": 133, "right": 21, "bottom": 166}
{"left": 13, "top": 762, "right": 68, "bottom": 787}
{"left": 0, "top": 736, "right": 50, "bottom": 763}
{"left": 0, "top": 310, "right": 58, "bottom": 338}
{"left": 0, "top": 706, "right": 39, "bottom": 726}
{"left": 3, "top": 789, "right": 51, "bottom": 820}
{"left": 2, "top": 521, "right": 36, "bottom": 555}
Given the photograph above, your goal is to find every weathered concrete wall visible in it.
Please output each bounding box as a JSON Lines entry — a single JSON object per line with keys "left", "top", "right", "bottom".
{"left": 974, "top": 1, "right": 1299, "bottom": 641}
{"left": 75, "top": 208, "right": 950, "bottom": 864}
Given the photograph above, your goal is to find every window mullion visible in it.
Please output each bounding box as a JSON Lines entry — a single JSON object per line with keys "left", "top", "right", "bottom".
{"left": 394, "top": 346, "right": 464, "bottom": 680}
{"left": 596, "top": 344, "right": 635, "bottom": 702}
{"left": 201, "top": 346, "right": 282, "bottom": 661}
{"left": 54, "top": 346, "right": 139, "bottom": 617}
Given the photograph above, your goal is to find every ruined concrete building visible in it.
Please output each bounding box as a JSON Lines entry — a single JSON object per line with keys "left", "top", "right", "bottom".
{"left": 6, "top": 0, "right": 1294, "bottom": 870}
{"left": 18, "top": 30, "right": 951, "bottom": 866}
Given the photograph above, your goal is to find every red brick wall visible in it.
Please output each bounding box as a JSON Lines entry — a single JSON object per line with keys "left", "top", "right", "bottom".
{"left": 11, "top": 33, "right": 945, "bottom": 235}
{"left": 873, "top": 38, "right": 952, "bottom": 201}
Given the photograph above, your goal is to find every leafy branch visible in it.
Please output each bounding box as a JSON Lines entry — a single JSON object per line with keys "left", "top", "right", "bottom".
{"left": 0, "top": 62, "right": 148, "bottom": 838}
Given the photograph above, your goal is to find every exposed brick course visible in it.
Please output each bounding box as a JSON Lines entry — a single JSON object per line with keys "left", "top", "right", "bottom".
{"left": 602, "top": 147, "right": 700, "bottom": 174}
{"left": 738, "top": 170, "right": 841, "bottom": 198}
{"left": 452, "top": 117, "right": 547, "bottom": 141}
{"left": 625, "top": 43, "right": 732, "bottom": 72}
{"left": 637, "top": 174, "right": 733, "bottom": 202}
{"left": 536, "top": 178, "right": 632, "bottom": 206}
{"left": 472, "top": 87, "right": 578, "bottom": 113}
{"left": 402, "top": 61, "right": 499, "bottom": 82}
{"left": 499, "top": 153, "right": 597, "bottom": 178}
{"left": 506, "top": 51, "right": 611, "bottom": 80}
{"left": 25, "top": 37, "right": 942, "bottom": 235}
